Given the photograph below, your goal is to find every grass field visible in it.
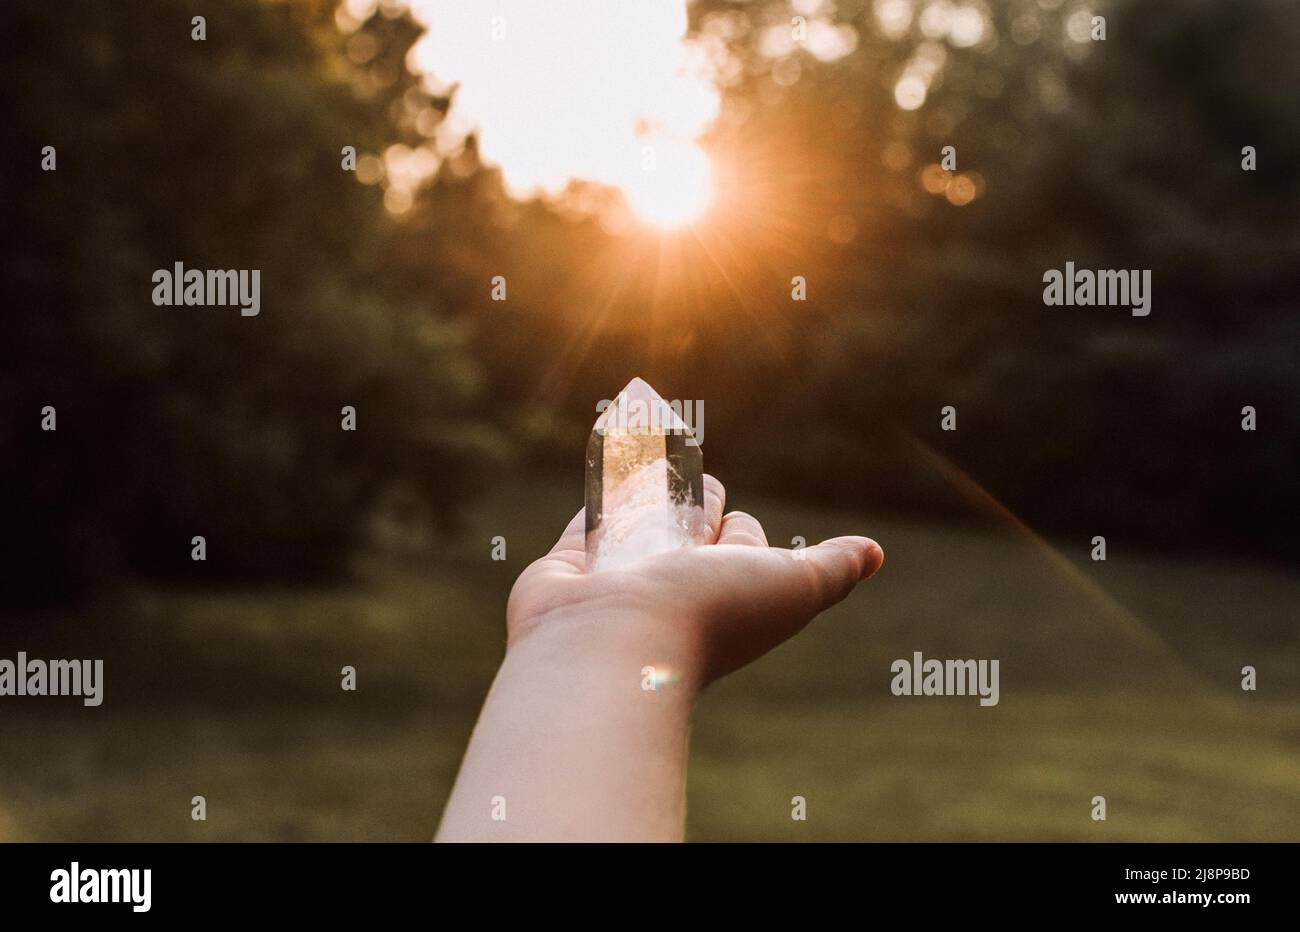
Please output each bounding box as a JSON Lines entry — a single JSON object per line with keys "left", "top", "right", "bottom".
{"left": 2, "top": 478, "right": 1297, "bottom": 841}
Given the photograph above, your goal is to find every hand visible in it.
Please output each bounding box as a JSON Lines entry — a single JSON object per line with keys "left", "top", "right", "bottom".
{"left": 507, "top": 474, "right": 884, "bottom": 688}
{"left": 438, "top": 474, "right": 883, "bottom": 840}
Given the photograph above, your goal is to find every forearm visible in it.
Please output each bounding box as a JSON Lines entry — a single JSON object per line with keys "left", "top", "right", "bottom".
{"left": 436, "top": 612, "right": 701, "bottom": 842}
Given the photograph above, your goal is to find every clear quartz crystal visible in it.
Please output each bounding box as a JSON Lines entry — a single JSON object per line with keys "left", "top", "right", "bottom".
{"left": 585, "top": 377, "right": 704, "bottom": 571}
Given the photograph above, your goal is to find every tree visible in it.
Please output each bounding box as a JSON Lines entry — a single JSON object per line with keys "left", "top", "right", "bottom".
{"left": 0, "top": 0, "right": 493, "bottom": 602}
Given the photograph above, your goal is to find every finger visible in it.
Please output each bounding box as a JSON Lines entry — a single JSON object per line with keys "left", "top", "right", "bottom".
{"left": 790, "top": 536, "right": 884, "bottom": 612}
{"left": 701, "top": 474, "right": 725, "bottom": 543}
{"left": 710, "top": 536, "right": 882, "bottom": 621}
{"left": 717, "top": 510, "right": 768, "bottom": 547}
{"left": 686, "top": 536, "right": 884, "bottom": 679}
{"left": 548, "top": 507, "right": 586, "bottom": 555}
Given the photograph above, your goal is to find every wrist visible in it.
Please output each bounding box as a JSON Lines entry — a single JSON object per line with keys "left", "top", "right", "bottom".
{"left": 506, "top": 606, "right": 707, "bottom": 699}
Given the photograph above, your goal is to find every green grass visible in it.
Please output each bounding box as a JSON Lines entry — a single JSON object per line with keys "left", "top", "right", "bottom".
{"left": 2, "top": 478, "right": 1297, "bottom": 841}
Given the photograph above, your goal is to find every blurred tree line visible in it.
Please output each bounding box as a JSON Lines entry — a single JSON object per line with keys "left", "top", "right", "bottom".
{"left": 3, "top": 0, "right": 1296, "bottom": 608}
{"left": 2, "top": 0, "right": 495, "bottom": 604}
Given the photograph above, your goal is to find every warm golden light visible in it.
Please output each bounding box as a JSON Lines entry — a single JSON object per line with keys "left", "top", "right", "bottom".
{"left": 621, "top": 138, "right": 714, "bottom": 228}
{"left": 406, "top": 0, "right": 720, "bottom": 227}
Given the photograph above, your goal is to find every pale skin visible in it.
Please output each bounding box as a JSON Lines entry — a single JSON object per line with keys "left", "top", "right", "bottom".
{"left": 435, "top": 474, "right": 884, "bottom": 842}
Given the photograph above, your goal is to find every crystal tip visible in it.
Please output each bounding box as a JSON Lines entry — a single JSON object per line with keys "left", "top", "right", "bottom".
{"left": 594, "top": 377, "right": 692, "bottom": 436}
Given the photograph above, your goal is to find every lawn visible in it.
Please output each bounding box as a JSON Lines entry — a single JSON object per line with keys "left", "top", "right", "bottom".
{"left": 2, "top": 478, "right": 1297, "bottom": 841}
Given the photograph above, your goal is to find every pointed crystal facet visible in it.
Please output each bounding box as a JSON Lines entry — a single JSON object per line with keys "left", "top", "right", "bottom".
{"left": 585, "top": 378, "right": 704, "bottom": 571}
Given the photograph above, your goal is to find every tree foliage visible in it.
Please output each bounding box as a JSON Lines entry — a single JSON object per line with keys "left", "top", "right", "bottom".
{"left": 2, "top": 0, "right": 491, "bottom": 601}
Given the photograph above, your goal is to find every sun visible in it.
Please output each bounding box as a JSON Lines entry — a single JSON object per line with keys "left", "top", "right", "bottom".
{"left": 405, "top": 1, "right": 721, "bottom": 227}
{"left": 620, "top": 139, "right": 714, "bottom": 228}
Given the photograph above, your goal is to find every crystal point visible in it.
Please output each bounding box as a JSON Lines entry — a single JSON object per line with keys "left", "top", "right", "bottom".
{"left": 585, "top": 378, "right": 704, "bottom": 571}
